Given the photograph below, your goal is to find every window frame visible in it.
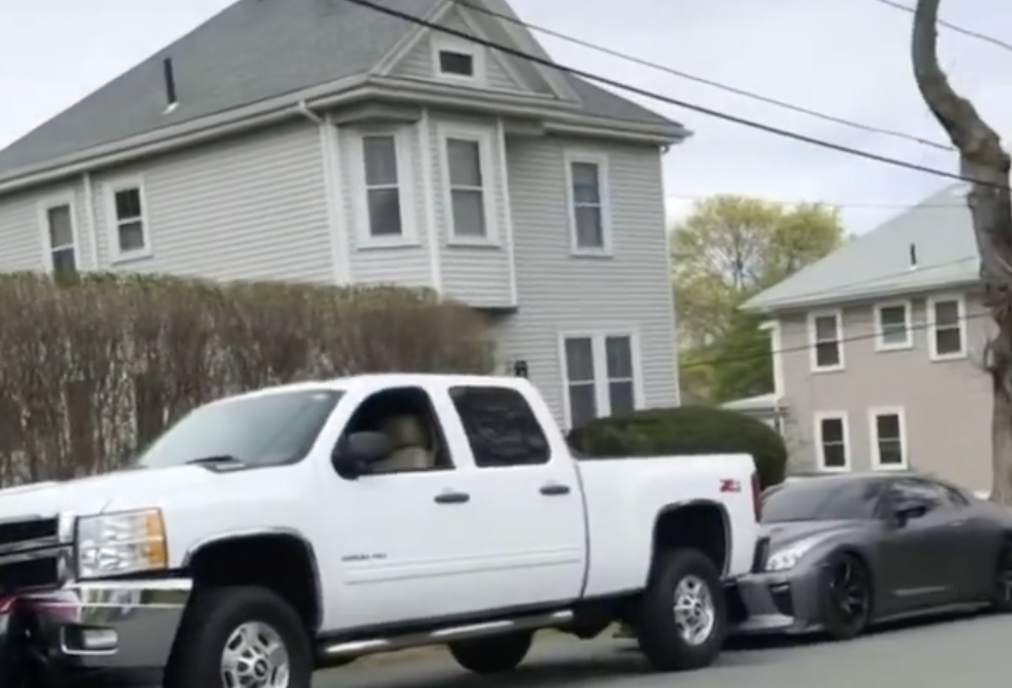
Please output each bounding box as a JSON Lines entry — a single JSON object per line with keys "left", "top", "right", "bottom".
{"left": 437, "top": 124, "right": 498, "bottom": 245}
{"left": 927, "top": 293, "right": 967, "bottom": 361}
{"left": 430, "top": 35, "right": 485, "bottom": 85}
{"left": 447, "top": 385, "right": 552, "bottom": 468}
{"left": 868, "top": 406, "right": 909, "bottom": 471}
{"left": 558, "top": 330, "right": 644, "bottom": 430}
{"left": 104, "top": 175, "right": 152, "bottom": 263}
{"left": 349, "top": 126, "right": 417, "bottom": 248}
{"left": 813, "top": 411, "right": 850, "bottom": 473}
{"left": 808, "top": 309, "right": 845, "bottom": 372}
{"left": 37, "top": 194, "right": 81, "bottom": 274}
{"left": 873, "top": 300, "right": 912, "bottom": 351}
{"left": 563, "top": 150, "right": 612, "bottom": 256}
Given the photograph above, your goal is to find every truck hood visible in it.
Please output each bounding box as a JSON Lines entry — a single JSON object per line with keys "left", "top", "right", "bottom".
{"left": 0, "top": 466, "right": 216, "bottom": 519}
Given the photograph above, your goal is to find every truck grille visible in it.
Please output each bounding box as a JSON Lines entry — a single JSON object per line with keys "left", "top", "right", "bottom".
{"left": 0, "top": 516, "right": 64, "bottom": 591}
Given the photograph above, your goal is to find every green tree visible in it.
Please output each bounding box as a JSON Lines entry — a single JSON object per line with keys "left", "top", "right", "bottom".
{"left": 672, "top": 195, "right": 845, "bottom": 402}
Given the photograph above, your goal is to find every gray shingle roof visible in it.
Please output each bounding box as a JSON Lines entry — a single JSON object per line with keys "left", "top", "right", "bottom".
{"left": 743, "top": 184, "right": 980, "bottom": 312}
{"left": 0, "top": 0, "right": 681, "bottom": 180}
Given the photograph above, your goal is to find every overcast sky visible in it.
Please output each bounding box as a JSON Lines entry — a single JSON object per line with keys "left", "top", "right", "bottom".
{"left": 1, "top": 0, "right": 1008, "bottom": 234}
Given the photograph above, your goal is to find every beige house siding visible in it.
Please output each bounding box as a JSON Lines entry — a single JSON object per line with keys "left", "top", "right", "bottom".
{"left": 776, "top": 289, "right": 993, "bottom": 492}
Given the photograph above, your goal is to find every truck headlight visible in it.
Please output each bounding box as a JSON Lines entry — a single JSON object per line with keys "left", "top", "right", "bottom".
{"left": 765, "top": 538, "right": 817, "bottom": 572}
{"left": 76, "top": 509, "right": 168, "bottom": 579}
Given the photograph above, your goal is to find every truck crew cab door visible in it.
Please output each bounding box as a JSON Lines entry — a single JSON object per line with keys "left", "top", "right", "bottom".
{"left": 442, "top": 383, "right": 588, "bottom": 610}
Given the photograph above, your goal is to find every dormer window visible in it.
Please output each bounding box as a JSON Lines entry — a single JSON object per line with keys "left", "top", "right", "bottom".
{"left": 431, "top": 36, "right": 484, "bottom": 84}
{"left": 439, "top": 50, "right": 474, "bottom": 77}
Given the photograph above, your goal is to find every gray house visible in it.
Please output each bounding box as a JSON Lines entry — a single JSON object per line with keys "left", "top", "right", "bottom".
{"left": 0, "top": 0, "right": 686, "bottom": 430}
{"left": 742, "top": 184, "right": 992, "bottom": 493}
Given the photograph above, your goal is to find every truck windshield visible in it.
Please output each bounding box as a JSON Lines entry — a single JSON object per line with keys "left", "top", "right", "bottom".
{"left": 135, "top": 389, "right": 343, "bottom": 469}
{"left": 761, "top": 478, "right": 882, "bottom": 522}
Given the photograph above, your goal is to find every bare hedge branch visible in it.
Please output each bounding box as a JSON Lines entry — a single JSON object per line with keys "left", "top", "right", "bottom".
{"left": 0, "top": 273, "right": 493, "bottom": 485}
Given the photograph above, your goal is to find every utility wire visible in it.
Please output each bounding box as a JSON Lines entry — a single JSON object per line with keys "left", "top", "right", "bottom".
{"left": 342, "top": 0, "right": 1005, "bottom": 191}
{"left": 452, "top": 0, "right": 953, "bottom": 153}
{"left": 680, "top": 308, "right": 991, "bottom": 370}
{"left": 666, "top": 192, "right": 971, "bottom": 209}
{"left": 871, "top": 0, "right": 1012, "bottom": 54}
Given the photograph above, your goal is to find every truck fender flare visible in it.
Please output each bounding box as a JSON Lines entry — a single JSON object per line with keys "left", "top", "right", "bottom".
{"left": 652, "top": 499, "right": 732, "bottom": 576}
{"left": 182, "top": 527, "right": 324, "bottom": 628}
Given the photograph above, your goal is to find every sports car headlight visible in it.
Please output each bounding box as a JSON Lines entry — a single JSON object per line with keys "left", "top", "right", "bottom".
{"left": 76, "top": 509, "right": 168, "bottom": 579}
{"left": 765, "top": 538, "right": 817, "bottom": 572}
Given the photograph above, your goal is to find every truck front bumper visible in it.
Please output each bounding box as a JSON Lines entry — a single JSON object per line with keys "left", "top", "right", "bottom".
{"left": 3, "top": 578, "right": 191, "bottom": 672}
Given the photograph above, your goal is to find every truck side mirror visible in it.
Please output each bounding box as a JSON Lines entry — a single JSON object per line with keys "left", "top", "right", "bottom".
{"left": 332, "top": 431, "right": 391, "bottom": 479}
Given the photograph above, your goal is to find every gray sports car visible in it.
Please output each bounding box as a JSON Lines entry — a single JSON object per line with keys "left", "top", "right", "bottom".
{"left": 731, "top": 472, "right": 1012, "bottom": 640}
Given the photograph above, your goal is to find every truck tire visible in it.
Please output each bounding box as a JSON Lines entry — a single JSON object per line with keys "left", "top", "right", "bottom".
{"left": 635, "top": 548, "right": 726, "bottom": 672}
{"left": 448, "top": 631, "right": 533, "bottom": 674}
{"left": 163, "top": 586, "right": 313, "bottom": 688}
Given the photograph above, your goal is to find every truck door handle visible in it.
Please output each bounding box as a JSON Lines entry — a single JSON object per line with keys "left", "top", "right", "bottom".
{"left": 434, "top": 491, "right": 470, "bottom": 504}
{"left": 540, "top": 483, "right": 571, "bottom": 496}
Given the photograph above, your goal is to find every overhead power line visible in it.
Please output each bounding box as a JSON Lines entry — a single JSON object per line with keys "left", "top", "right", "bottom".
{"left": 342, "top": 0, "right": 1006, "bottom": 192}
{"left": 665, "top": 192, "right": 972, "bottom": 210}
{"left": 871, "top": 0, "right": 1012, "bottom": 54}
{"left": 453, "top": 0, "right": 953, "bottom": 153}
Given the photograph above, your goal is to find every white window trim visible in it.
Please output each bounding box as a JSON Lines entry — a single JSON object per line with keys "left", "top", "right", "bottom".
{"left": 813, "top": 411, "right": 850, "bottom": 473}
{"left": 104, "top": 175, "right": 153, "bottom": 263}
{"left": 437, "top": 124, "right": 499, "bottom": 246}
{"left": 431, "top": 35, "right": 486, "bottom": 86}
{"left": 873, "top": 299, "right": 913, "bottom": 352}
{"left": 807, "top": 309, "right": 845, "bottom": 373}
{"left": 37, "top": 193, "right": 81, "bottom": 272}
{"left": 563, "top": 150, "right": 612, "bottom": 256}
{"left": 557, "top": 330, "right": 645, "bottom": 430}
{"left": 347, "top": 126, "right": 418, "bottom": 249}
{"left": 927, "top": 293, "right": 967, "bottom": 361}
{"left": 868, "top": 406, "right": 909, "bottom": 471}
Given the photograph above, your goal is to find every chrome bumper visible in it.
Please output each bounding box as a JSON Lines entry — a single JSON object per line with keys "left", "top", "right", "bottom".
{"left": 17, "top": 578, "right": 191, "bottom": 670}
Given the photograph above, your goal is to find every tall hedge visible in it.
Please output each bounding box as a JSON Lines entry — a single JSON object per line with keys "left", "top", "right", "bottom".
{"left": 567, "top": 405, "right": 787, "bottom": 489}
{"left": 0, "top": 272, "right": 494, "bottom": 485}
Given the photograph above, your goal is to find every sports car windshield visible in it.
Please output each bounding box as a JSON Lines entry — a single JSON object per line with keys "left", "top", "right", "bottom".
{"left": 135, "top": 389, "right": 343, "bottom": 469}
{"left": 762, "top": 479, "right": 881, "bottom": 523}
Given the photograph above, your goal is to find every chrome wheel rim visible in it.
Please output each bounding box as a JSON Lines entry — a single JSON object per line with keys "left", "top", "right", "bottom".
{"left": 672, "top": 574, "right": 715, "bottom": 645}
{"left": 221, "top": 621, "right": 290, "bottom": 688}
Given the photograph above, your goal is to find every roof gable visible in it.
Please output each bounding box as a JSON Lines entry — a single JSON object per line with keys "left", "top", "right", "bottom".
{"left": 743, "top": 184, "right": 980, "bottom": 312}
{"left": 0, "top": 0, "right": 681, "bottom": 183}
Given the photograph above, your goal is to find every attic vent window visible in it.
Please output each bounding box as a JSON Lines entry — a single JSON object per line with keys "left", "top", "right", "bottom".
{"left": 438, "top": 50, "right": 474, "bottom": 77}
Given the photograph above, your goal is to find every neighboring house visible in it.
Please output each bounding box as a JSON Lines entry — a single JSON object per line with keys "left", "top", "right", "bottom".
{"left": 721, "top": 392, "right": 786, "bottom": 435}
{"left": 741, "top": 184, "right": 992, "bottom": 492}
{"left": 0, "top": 0, "right": 687, "bottom": 430}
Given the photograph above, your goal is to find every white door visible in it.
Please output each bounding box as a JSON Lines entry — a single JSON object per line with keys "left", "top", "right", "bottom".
{"left": 440, "top": 384, "right": 588, "bottom": 609}
{"left": 318, "top": 385, "right": 484, "bottom": 630}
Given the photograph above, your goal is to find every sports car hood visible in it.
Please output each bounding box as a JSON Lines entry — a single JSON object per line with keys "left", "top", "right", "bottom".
{"left": 760, "top": 519, "right": 869, "bottom": 549}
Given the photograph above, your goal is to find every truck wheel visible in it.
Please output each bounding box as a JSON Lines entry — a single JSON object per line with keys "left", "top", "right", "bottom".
{"left": 164, "top": 586, "right": 312, "bottom": 688}
{"left": 635, "top": 549, "right": 726, "bottom": 672}
{"left": 448, "top": 631, "right": 533, "bottom": 674}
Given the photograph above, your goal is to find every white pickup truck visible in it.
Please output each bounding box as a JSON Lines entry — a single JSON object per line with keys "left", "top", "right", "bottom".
{"left": 0, "top": 374, "right": 760, "bottom": 688}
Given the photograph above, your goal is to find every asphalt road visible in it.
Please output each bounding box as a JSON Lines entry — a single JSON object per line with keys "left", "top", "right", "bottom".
{"left": 317, "top": 612, "right": 1010, "bottom": 688}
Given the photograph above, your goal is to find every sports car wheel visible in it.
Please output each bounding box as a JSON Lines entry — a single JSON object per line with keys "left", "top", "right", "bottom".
{"left": 820, "top": 553, "right": 872, "bottom": 641}
{"left": 990, "top": 541, "right": 1012, "bottom": 612}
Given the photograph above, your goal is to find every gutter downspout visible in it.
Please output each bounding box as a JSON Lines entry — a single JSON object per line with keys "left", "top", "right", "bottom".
{"left": 81, "top": 172, "right": 99, "bottom": 270}
{"left": 298, "top": 101, "right": 349, "bottom": 285}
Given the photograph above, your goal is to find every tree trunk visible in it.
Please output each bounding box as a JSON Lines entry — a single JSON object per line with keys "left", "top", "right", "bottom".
{"left": 912, "top": 0, "right": 1012, "bottom": 503}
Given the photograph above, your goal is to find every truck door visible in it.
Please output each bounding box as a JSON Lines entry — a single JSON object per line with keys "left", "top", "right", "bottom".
{"left": 319, "top": 384, "right": 486, "bottom": 630}
{"left": 442, "top": 384, "right": 588, "bottom": 610}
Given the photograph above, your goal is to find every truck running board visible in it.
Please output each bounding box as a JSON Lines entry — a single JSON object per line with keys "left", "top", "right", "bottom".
{"left": 318, "top": 609, "right": 574, "bottom": 658}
